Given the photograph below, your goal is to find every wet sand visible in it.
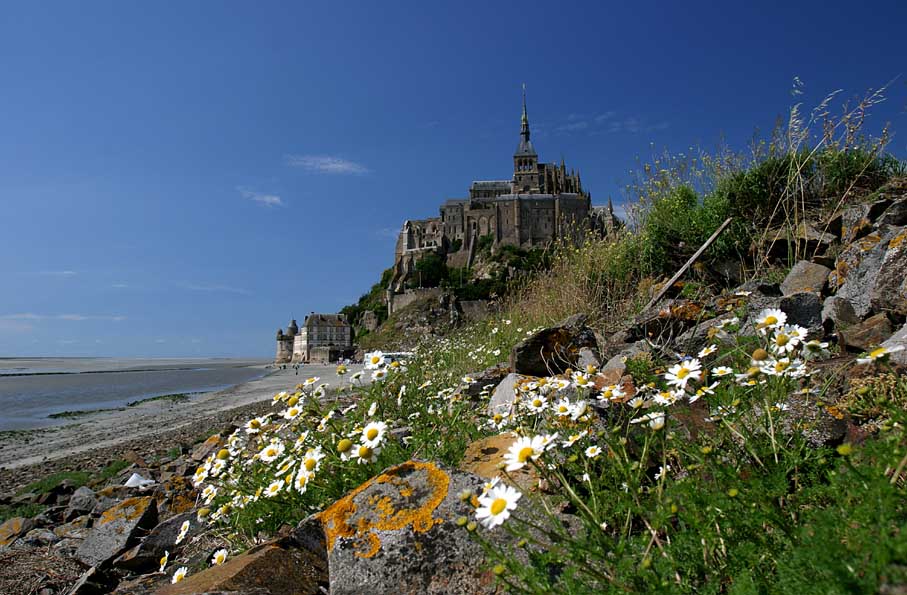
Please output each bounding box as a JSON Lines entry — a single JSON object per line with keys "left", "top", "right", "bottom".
{"left": 0, "top": 364, "right": 364, "bottom": 488}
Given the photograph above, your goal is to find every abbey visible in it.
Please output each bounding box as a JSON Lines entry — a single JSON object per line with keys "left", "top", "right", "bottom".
{"left": 388, "top": 90, "right": 615, "bottom": 309}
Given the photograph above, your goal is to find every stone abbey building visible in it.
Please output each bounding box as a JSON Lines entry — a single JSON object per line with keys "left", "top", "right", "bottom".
{"left": 388, "top": 90, "right": 615, "bottom": 312}
{"left": 275, "top": 314, "right": 353, "bottom": 364}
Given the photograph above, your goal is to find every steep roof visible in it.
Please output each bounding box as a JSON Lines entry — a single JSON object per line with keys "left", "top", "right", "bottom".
{"left": 303, "top": 313, "right": 350, "bottom": 328}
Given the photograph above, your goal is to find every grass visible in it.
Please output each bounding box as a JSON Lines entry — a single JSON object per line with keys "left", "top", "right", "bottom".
{"left": 0, "top": 503, "right": 46, "bottom": 524}
{"left": 16, "top": 459, "right": 131, "bottom": 496}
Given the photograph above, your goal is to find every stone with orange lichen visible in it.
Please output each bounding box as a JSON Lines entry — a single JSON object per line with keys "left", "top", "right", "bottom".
{"left": 76, "top": 496, "right": 157, "bottom": 567}
{"left": 295, "top": 460, "right": 505, "bottom": 594}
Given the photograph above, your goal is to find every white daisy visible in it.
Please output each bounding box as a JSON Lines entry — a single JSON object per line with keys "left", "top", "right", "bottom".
{"left": 697, "top": 345, "right": 718, "bottom": 358}
{"left": 360, "top": 421, "right": 388, "bottom": 448}
{"left": 665, "top": 358, "right": 702, "bottom": 390}
{"left": 711, "top": 366, "right": 734, "bottom": 377}
{"left": 475, "top": 484, "right": 521, "bottom": 529}
{"left": 211, "top": 548, "right": 228, "bottom": 566}
{"left": 365, "top": 351, "right": 386, "bottom": 369}
{"left": 264, "top": 479, "right": 285, "bottom": 497}
{"left": 503, "top": 435, "right": 546, "bottom": 471}
{"left": 585, "top": 445, "right": 602, "bottom": 458}
{"left": 159, "top": 550, "right": 169, "bottom": 572}
{"left": 856, "top": 345, "right": 905, "bottom": 365}
{"left": 175, "top": 520, "right": 190, "bottom": 544}
{"left": 258, "top": 441, "right": 285, "bottom": 464}
{"left": 755, "top": 308, "right": 787, "bottom": 335}
{"left": 353, "top": 444, "right": 380, "bottom": 464}
{"left": 553, "top": 398, "right": 573, "bottom": 417}
{"left": 172, "top": 567, "right": 188, "bottom": 584}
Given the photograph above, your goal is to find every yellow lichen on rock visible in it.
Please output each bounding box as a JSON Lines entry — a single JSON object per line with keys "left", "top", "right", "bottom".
{"left": 318, "top": 461, "right": 450, "bottom": 559}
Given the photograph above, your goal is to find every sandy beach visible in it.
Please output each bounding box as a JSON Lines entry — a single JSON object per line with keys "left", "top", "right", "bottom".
{"left": 0, "top": 363, "right": 364, "bottom": 493}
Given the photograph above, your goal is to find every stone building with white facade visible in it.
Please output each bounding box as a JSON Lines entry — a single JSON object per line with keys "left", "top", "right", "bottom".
{"left": 274, "top": 313, "right": 353, "bottom": 364}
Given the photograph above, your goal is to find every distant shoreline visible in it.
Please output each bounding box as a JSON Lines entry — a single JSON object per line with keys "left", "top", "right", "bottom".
{"left": 0, "top": 363, "right": 264, "bottom": 378}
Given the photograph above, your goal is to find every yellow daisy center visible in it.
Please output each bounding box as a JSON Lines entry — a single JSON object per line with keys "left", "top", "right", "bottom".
{"left": 764, "top": 315, "right": 778, "bottom": 325}
{"left": 366, "top": 428, "right": 379, "bottom": 441}
{"left": 358, "top": 446, "right": 373, "bottom": 459}
{"left": 305, "top": 458, "right": 317, "bottom": 472}
{"left": 776, "top": 334, "right": 789, "bottom": 346}
{"left": 490, "top": 498, "right": 507, "bottom": 515}
{"left": 676, "top": 368, "right": 690, "bottom": 379}
{"left": 870, "top": 347, "right": 887, "bottom": 359}
{"left": 337, "top": 439, "right": 353, "bottom": 453}
{"left": 517, "top": 447, "right": 535, "bottom": 462}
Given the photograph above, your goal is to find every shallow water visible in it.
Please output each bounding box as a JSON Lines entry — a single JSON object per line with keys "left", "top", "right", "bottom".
{"left": 0, "top": 358, "right": 270, "bottom": 431}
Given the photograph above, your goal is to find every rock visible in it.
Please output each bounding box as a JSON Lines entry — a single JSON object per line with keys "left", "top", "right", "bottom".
{"left": 832, "top": 226, "right": 901, "bottom": 317}
{"left": 510, "top": 314, "right": 599, "bottom": 376}
{"left": 780, "top": 260, "right": 831, "bottom": 296}
{"left": 299, "top": 460, "right": 503, "bottom": 595}
{"left": 155, "top": 540, "right": 325, "bottom": 595}
{"left": 459, "top": 434, "right": 537, "bottom": 491}
{"left": 779, "top": 292, "right": 823, "bottom": 331}
{"left": 600, "top": 354, "right": 626, "bottom": 377}
{"left": 674, "top": 313, "right": 738, "bottom": 354}
{"left": 840, "top": 313, "right": 893, "bottom": 352}
{"left": 486, "top": 373, "right": 522, "bottom": 417}
{"left": 54, "top": 515, "right": 92, "bottom": 539}
{"left": 869, "top": 227, "right": 907, "bottom": 316}
{"left": 627, "top": 299, "right": 705, "bottom": 344}
{"left": 113, "top": 511, "right": 202, "bottom": 572}
{"left": 881, "top": 323, "right": 907, "bottom": 367}
{"left": 0, "top": 516, "right": 35, "bottom": 548}
{"left": 877, "top": 197, "right": 907, "bottom": 227}
{"left": 781, "top": 393, "right": 848, "bottom": 448}
{"left": 762, "top": 222, "right": 836, "bottom": 260}
{"left": 577, "top": 346, "right": 601, "bottom": 370}
{"left": 821, "top": 296, "right": 860, "bottom": 333}
{"left": 191, "top": 434, "right": 224, "bottom": 463}
{"left": 23, "top": 527, "right": 60, "bottom": 546}
{"left": 458, "top": 363, "right": 511, "bottom": 400}
{"left": 66, "top": 486, "right": 98, "bottom": 521}
{"left": 76, "top": 496, "right": 158, "bottom": 567}
{"left": 68, "top": 566, "right": 116, "bottom": 595}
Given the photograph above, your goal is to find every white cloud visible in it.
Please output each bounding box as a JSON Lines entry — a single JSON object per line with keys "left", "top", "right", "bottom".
{"left": 238, "top": 187, "right": 284, "bottom": 207}
{"left": 285, "top": 154, "right": 370, "bottom": 175}
{"left": 0, "top": 313, "right": 126, "bottom": 322}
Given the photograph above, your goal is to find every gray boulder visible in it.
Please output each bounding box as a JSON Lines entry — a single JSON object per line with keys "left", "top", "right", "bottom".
{"left": 486, "top": 373, "right": 522, "bottom": 417}
{"left": 780, "top": 260, "right": 831, "bottom": 296}
{"left": 821, "top": 296, "right": 860, "bottom": 333}
{"left": 75, "top": 496, "right": 158, "bottom": 567}
{"left": 881, "top": 323, "right": 907, "bottom": 367}
{"left": 869, "top": 227, "right": 907, "bottom": 316}
{"left": 779, "top": 292, "right": 823, "bottom": 331}
{"left": 65, "top": 486, "right": 97, "bottom": 521}
{"left": 295, "top": 460, "right": 505, "bottom": 595}
{"left": 833, "top": 225, "right": 901, "bottom": 318}
{"left": 112, "top": 511, "right": 202, "bottom": 572}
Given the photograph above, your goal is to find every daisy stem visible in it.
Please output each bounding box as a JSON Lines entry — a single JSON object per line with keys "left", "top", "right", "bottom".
{"left": 763, "top": 395, "right": 780, "bottom": 464}
{"left": 550, "top": 467, "right": 598, "bottom": 525}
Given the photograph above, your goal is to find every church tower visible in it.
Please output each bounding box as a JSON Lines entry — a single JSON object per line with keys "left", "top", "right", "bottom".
{"left": 513, "top": 85, "right": 540, "bottom": 193}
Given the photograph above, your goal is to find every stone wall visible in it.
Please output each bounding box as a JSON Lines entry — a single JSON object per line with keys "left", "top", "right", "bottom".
{"left": 388, "top": 288, "right": 442, "bottom": 315}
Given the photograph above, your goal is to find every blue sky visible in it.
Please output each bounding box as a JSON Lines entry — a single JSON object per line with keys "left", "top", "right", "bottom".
{"left": 1, "top": 1, "right": 905, "bottom": 357}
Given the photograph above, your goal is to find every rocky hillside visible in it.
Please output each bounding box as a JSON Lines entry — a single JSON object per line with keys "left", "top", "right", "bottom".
{"left": 1, "top": 177, "right": 905, "bottom": 594}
